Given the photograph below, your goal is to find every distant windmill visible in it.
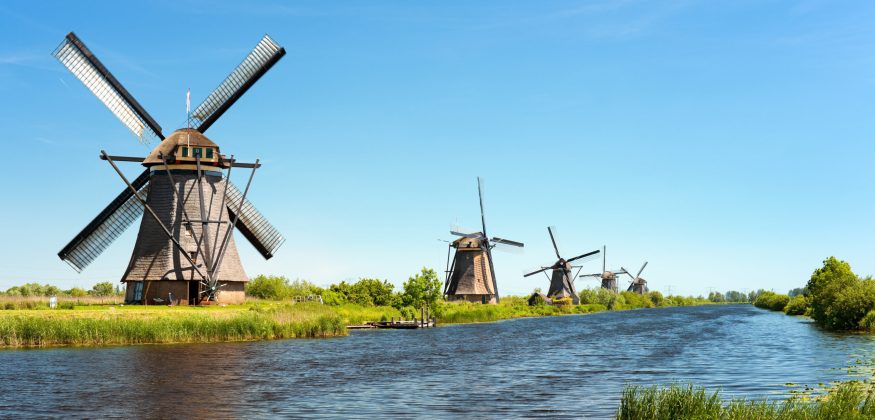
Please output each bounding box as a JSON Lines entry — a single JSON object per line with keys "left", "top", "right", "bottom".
{"left": 579, "top": 246, "right": 627, "bottom": 293}
{"left": 524, "top": 227, "right": 600, "bottom": 304}
{"left": 621, "top": 262, "right": 649, "bottom": 294}
{"left": 443, "top": 177, "right": 523, "bottom": 304}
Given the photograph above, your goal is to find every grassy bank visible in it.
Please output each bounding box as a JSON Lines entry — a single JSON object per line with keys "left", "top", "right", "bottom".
{"left": 0, "top": 289, "right": 713, "bottom": 348}
{"left": 0, "top": 303, "right": 345, "bottom": 348}
{"left": 617, "top": 382, "right": 875, "bottom": 419}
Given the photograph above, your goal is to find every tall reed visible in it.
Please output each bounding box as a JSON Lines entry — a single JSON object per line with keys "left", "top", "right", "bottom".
{"left": 617, "top": 382, "right": 875, "bottom": 419}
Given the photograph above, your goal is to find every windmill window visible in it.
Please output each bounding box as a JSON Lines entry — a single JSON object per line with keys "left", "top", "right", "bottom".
{"left": 190, "top": 251, "right": 197, "bottom": 264}
{"left": 193, "top": 147, "right": 203, "bottom": 158}
{"left": 206, "top": 148, "right": 214, "bottom": 159}
{"left": 181, "top": 147, "right": 189, "bottom": 157}
{"left": 184, "top": 225, "right": 193, "bottom": 237}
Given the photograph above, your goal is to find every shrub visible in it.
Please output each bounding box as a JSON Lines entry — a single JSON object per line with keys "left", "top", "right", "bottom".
{"left": 246, "top": 275, "right": 291, "bottom": 300}
{"left": 649, "top": 291, "right": 665, "bottom": 307}
{"left": 784, "top": 295, "right": 809, "bottom": 315}
{"left": 754, "top": 291, "right": 789, "bottom": 311}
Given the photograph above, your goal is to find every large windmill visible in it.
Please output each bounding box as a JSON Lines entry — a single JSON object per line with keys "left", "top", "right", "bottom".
{"left": 524, "top": 227, "right": 600, "bottom": 304}
{"left": 443, "top": 177, "right": 523, "bottom": 304}
{"left": 579, "top": 246, "right": 627, "bottom": 293}
{"left": 621, "top": 262, "right": 650, "bottom": 294}
{"left": 53, "top": 32, "right": 286, "bottom": 305}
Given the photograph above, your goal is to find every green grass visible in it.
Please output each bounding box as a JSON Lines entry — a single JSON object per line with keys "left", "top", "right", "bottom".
{"left": 0, "top": 303, "right": 345, "bottom": 348}
{"left": 617, "top": 382, "right": 875, "bottom": 419}
{"left": 0, "top": 292, "right": 711, "bottom": 348}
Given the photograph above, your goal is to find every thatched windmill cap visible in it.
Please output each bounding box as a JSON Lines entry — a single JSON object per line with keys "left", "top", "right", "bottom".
{"left": 452, "top": 234, "right": 483, "bottom": 248}
{"left": 142, "top": 128, "right": 221, "bottom": 166}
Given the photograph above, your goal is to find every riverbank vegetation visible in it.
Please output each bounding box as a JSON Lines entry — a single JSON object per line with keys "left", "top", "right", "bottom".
{"left": 0, "top": 268, "right": 716, "bottom": 347}
{"left": 751, "top": 257, "right": 875, "bottom": 332}
{"left": 0, "top": 303, "right": 346, "bottom": 347}
{"left": 617, "top": 382, "right": 875, "bottom": 419}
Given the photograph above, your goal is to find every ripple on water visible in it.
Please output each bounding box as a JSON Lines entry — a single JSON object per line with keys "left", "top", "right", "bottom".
{"left": 1, "top": 305, "right": 874, "bottom": 418}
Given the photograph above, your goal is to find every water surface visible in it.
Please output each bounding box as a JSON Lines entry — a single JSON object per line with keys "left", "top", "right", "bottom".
{"left": 1, "top": 304, "right": 873, "bottom": 418}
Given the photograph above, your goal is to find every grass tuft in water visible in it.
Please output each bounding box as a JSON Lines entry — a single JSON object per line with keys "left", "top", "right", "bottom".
{"left": 617, "top": 382, "right": 875, "bottom": 420}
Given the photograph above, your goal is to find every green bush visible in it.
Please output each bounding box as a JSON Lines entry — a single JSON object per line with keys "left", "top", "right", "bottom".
{"left": 649, "top": 291, "right": 665, "bottom": 307}
{"left": 246, "top": 275, "right": 292, "bottom": 300}
{"left": 802, "top": 257, "right": 875, "bottom": 330}
{"left": 754, "top": 291, "right": 789, "bottom": 311}
{"left": 784, "top": 295, "right": 809, "bottom": 315}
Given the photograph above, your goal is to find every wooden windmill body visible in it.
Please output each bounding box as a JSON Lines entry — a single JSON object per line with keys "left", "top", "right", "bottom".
{"left": 445, "top": 235, "right": 496, "bottom": 304}
{"left": 580, "top": 246, "right": 626, "bottom": 293}
{"left": 443, "top": 178, "right": 523, "bottom": 304}
{"left": 525, "top": 227, "right": 600, "bottom": 305}
{"left": 621, "top": 262, "right": 650, "bottom": 295}
{"left": 54, "top": 33, "right": 286, "bottom": 305}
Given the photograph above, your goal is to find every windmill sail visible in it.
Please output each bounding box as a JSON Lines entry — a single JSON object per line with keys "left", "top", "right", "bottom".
{"left": 58, "top": 169, "right": 151, "bottom": 272}
{"left": 224, "top": 179, "right": 285, "bottom": 259}
{"left": 191, "top": 35, "right": 286, "bottom": 132}
{"left": 52, "top": 33, "right": 163, "bottom": 144}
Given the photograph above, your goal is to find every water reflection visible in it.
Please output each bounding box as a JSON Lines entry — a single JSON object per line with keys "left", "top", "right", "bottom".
{"left": 1, "top": 305, "right": 874, "bottom": 418}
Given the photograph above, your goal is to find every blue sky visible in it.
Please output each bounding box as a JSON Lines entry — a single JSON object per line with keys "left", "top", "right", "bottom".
{"left": 0, "top": 1, "right": 873, "bottom": 296}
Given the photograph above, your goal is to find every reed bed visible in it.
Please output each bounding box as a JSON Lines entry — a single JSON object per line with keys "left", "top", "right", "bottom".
{"left": 617, "top": 383, "right": 875, "bottom": 419}
{"left": 0, "top": 295, "right": 123, "bottom": 310}
{"left": 0, "top": 303, "right": 345, "bottom": 348}
{"left": 439, "top": 297, "right": 607, "bottom": 324}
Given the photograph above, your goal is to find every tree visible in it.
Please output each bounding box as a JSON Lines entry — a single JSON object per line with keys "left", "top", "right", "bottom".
{"left": 90, "top": 282, "right": 115, "bottom": 297}
{"left": 788, "top": 287, "right": 808, "bottom": 298}
{"left": 68, "top": 287, "right": 87, "bottom": 297}
{"left": 400, "top": 268, "right": 442, "bottom": 309}
{"left": 246, "top": 275, "right": 291, "bottom": 300}
{"left": 708, "top": 292, "right": 725, "bottom": 303}
{"left": 806, "top": 257, "right": 857, "bottom": 327}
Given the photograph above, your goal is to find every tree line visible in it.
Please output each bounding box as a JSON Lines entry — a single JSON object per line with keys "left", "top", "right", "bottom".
{"left": 245, "top": 268, "right": 443, "bottom": 318}
{"left": 1, "top": 282, "right": 122, "bottom": 297}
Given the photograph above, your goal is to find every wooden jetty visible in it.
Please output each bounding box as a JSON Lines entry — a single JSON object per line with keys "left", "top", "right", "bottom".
{"left": 347, "top": 316, "right": 437, "bottom": 330}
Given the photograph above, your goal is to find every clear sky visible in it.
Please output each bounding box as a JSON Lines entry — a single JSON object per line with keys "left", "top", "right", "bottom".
{"left": 0, "top": 1, "right": 873, "bottom": 297}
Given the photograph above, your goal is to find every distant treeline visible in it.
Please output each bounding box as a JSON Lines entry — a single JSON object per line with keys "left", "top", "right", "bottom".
{"left": 1, "top": 282, "right": 123, "bottom": 298}
{"left": 752, "top": 256, "right": 875, "bottom": 331}
{"left": 245, "top": 268, "right": 443, "bottom": 319}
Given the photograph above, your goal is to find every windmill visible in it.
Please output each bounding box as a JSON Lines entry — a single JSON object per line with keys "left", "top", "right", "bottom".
{"left": 524, "top": 227, "right": 600, "bottom": 304}
{"left": 579, "top": 246, "right": 627, "bottom": 293}
{"left": 443, "top": 177, "right": 523, "bottom": 304}
{"left": 620, "top": 262, "right": 649, "bottom": 294}
{"left": 53, "top": 32, "right": 286, "bottom": 305}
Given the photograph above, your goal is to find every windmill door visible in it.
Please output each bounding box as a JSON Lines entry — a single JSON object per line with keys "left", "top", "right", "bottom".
{"left": 188, "top": 281, "right": 200, "bottom": 305}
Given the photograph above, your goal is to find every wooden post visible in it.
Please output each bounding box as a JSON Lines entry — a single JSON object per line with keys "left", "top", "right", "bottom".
{"left": 421, "top": 306, "right": 425, "bottom": 328}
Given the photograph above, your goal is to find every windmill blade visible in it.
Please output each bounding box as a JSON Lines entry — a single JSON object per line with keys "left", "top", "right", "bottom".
{"left": 450, "top": 230, "right": 484, "bottom": 240}
{"left": 224, "top": 179, "right": 285, "bottom": 259}
{"left": 579, "top": 273, "right": 602, "bottom": 278}
{"left": 524, "top": 266, "right": 551, "bottom": 278}
{"left": 491, "top": 237, "right": 524, "bottom": 247}
{"left": 477, "top": 177, "right": 487, "bottom": 238}
{"left": 636, "top": 261, "right": 649, "bottom": 278}
{"left": 58, "top": 169, "right": 150, "bottom": 272}
{"left": 191, "top": 34, "right": 286, "bottom": 133}
{"left": 52, "top": 32, "right": 164, "bottom": 144}
{"left": 547, "top": 226, "right": 561, "bottom": 259}
{"left": 620, "top": 266, "right": 636, "bottom": 281}
{"left": 566, "top": 249, "right": 601, "bottom": 264}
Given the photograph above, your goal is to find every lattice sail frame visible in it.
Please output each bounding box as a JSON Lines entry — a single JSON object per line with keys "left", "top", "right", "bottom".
{"left": 190, "top": 35, "right": 284, "bottom": 130}
{"left": 52, "top": 38, "right": 161, "bottom": 144}
{"left": 58, "top": 170, "right": 151, "bottom": 272}
{"left": 224, "top": 179, "right": 285, "bottom": 259}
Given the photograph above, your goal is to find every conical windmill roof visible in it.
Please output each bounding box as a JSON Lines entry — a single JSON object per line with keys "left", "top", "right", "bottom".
{"left": 142, "top": 128, "right": 221, "bottom": 166}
